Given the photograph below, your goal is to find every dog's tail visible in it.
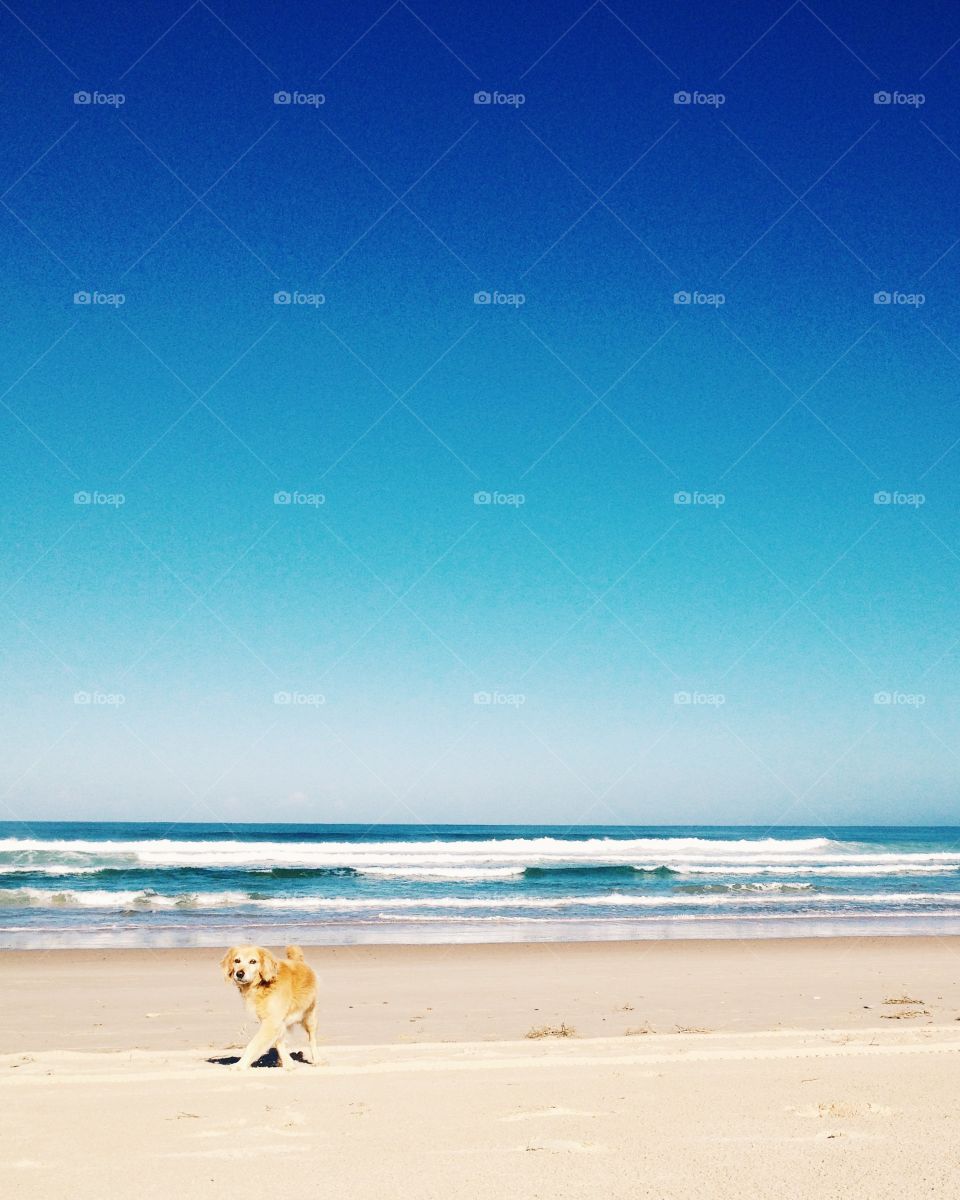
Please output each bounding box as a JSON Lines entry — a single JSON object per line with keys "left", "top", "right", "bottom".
{"left": 285, "top": 945, "right": 305, "bottom": 961}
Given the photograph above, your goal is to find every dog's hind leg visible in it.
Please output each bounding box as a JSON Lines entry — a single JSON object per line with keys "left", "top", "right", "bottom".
{"left": 303, "top": 1003, "right": 320, "bottom": 1066}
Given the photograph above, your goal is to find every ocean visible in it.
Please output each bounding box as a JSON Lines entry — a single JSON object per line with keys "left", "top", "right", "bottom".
{"left": 2, "top": 822, "right": 960, "bottom": 948}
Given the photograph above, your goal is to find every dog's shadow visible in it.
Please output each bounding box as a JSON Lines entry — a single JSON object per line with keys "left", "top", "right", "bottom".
{"left": 208, "top": 1049, "right": 310, "bottom": 1069}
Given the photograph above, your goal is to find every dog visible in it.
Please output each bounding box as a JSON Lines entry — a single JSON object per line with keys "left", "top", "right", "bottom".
{"left": 220, "top": 944, "right": 320, "bottom": 1070}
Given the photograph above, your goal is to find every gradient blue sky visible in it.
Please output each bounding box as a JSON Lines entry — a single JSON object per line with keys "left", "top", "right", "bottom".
{"left": 2, "top": 0, "right": 960, "bottom": 826}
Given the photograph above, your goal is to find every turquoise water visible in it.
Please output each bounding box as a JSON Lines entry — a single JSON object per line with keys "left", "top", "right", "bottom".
{"left": 2, "top": 822, "right": 960, "bottom": 947}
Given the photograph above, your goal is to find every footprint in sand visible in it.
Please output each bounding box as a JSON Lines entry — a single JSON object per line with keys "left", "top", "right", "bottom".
{"left": 520, "top": 1139, "right": 607, "bottom": 1154}
{"left": 790, "top": 1101, "right": 897, "bottom": 1119}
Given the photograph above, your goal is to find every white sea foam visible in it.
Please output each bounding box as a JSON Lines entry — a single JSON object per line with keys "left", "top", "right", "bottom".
{"left": 2, "top": 832, "right": 958, "bottom": 882}
{"left": 353, "top": 866, "right": 525, "bottom": 881}
{"left": 0, "top": 835, "right": 844, "bottom": 871}
{"left": 636, "top": 863, "right": 959, "bottom": 876}
{"left": 375, "top": 909, "right": 960, "bottom": 924}
{"left": 701, "top": 881, "right": 814, "bottom": 892}
{"left": 0, "top": 887, "right": 952, "bottom": 911}
{"left": 0, "top": 865, "right": 104, "bottom": 876}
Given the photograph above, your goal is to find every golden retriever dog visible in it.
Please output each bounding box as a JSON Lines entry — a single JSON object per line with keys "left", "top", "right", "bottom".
{"left": 220, "top": 944, "right": 320, "bottom": 1070}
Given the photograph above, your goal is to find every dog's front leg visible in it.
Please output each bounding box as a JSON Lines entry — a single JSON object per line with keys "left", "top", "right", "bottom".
{"left": 275, "top": 1029, "right": 296, "bottom": 1071}
{"left": 234, "top": 1021, "right": 281, "bottom": 1071}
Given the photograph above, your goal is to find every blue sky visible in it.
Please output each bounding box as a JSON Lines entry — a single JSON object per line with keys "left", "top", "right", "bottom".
{"left": 2, "top": 0, "right": 960, "bottom": 826}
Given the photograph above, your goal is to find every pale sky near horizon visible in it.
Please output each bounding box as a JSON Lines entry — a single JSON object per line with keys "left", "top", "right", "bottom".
{"left": 3, "top": 0, "right": 960, "bottom": 826}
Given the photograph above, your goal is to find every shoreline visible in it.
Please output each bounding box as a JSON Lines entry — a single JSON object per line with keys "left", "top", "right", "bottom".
{"left": 4, "top": 909, "right": 960, "bottom": 949}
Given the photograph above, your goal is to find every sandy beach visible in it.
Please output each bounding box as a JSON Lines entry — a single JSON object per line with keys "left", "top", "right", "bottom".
{"left": 3, "top": 936, "right": 960, "bottom": 1198}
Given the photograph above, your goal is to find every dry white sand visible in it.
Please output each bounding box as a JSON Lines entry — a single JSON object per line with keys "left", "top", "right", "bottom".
{"left": 3, "top": 937, "right": 960, "bottom": 1198}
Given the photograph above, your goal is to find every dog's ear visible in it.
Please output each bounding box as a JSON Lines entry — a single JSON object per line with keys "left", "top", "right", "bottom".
{"left": 220, "top": 948, "right": 237, "bottom": 980}
{"left": 259, "top": 949, "right": 279, "bottom": 983}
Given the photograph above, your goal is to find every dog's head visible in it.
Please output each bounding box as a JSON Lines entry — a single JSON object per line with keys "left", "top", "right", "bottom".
{"left": 220, "top": 945, "right": 279, "bottom": 988}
